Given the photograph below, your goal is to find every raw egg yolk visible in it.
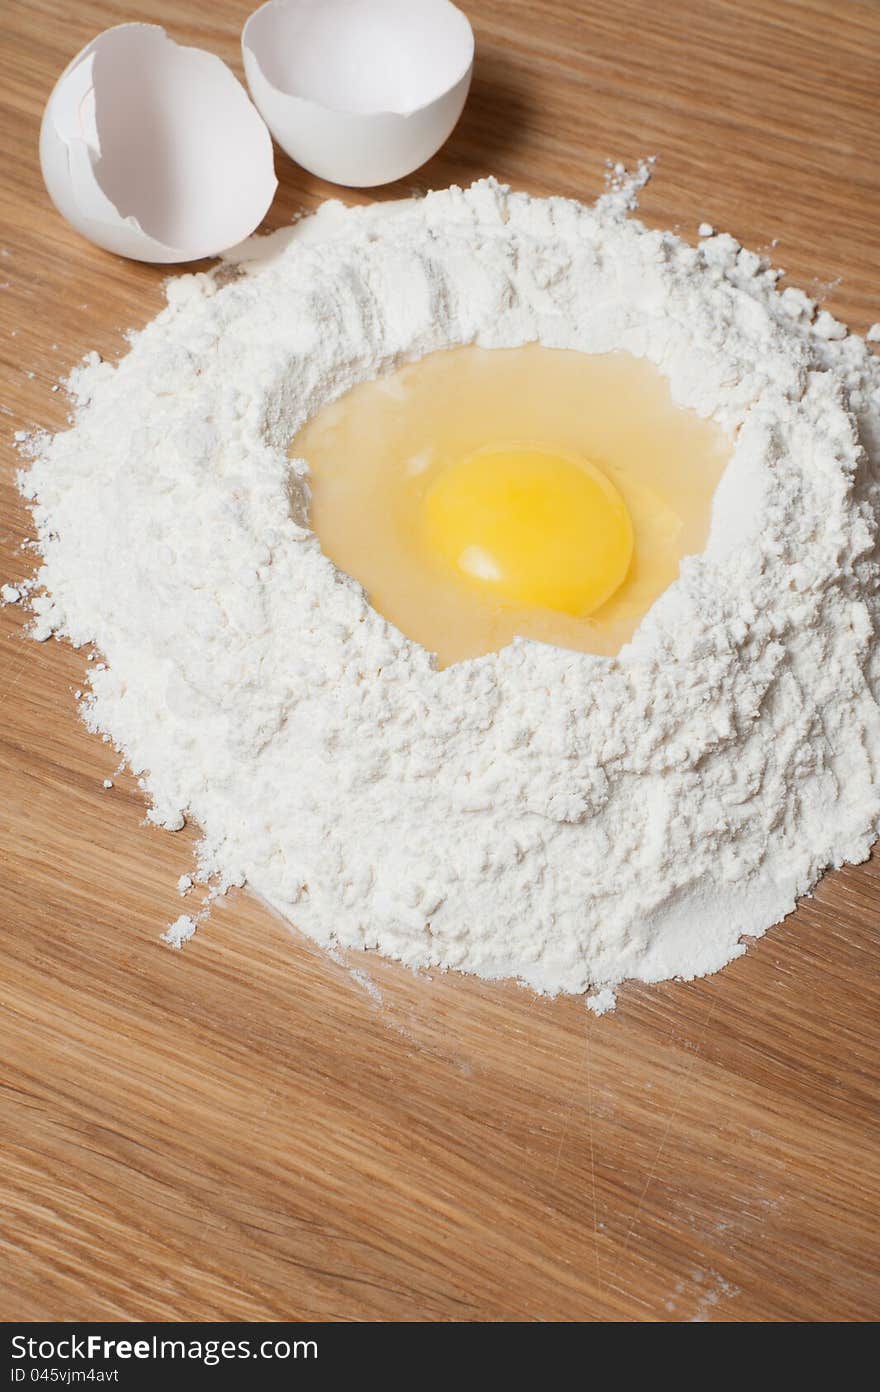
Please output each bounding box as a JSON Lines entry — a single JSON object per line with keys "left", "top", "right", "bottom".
{"left": 422, "top": 445, "right": 634, "bottom": 615}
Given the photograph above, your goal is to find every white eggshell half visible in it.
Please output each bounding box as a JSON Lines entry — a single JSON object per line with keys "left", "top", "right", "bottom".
{"left": 40, "top": 23, "right": 278, "bottom": 263}
{"left": 242, "top": 0, "right": 474, "bottom": 187}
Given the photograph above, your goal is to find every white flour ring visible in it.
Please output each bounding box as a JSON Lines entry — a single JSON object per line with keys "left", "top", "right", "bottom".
{"left": 19, "top": 175, "right": 880, "bottom": 1002}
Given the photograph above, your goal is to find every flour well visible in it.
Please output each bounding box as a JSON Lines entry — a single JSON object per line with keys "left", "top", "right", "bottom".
{"left": 296, "top": 342, "right": 730, "bottom": 666}
{"left": 16, "top": 169, "right": 880, "bottom": 1003}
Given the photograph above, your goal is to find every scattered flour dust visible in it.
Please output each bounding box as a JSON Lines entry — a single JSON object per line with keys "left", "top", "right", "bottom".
{"left": 13, "top": 165, "right": 880, "bottom": 1009}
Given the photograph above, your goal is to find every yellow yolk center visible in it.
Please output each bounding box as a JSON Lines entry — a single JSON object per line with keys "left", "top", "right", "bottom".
{"left": 422, "top": 445, "right": 634, "bottom": 616}
{"left": 291, "top": 344, "right": 732, "bottom": 667}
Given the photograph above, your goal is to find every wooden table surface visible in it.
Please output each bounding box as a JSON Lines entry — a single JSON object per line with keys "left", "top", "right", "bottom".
{"left": 2, "top": 0, "right": 879, "bottom": 1324}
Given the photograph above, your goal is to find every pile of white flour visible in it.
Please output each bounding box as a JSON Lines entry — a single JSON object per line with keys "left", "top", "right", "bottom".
{"left": 16, "top": 170, "right": 880, "bottom": 1008}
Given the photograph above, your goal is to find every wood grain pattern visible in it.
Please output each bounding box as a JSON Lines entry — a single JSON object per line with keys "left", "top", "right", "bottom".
{"left": 1, "top": 0, "right": 879, "bottom": 1323}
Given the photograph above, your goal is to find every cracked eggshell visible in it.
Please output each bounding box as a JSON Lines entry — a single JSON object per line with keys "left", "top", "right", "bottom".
{"left": 242, "top": 0, "right": 474, "bottom": 187}
{"left": 40, "top": 23, "right": 278, "bottom": 263}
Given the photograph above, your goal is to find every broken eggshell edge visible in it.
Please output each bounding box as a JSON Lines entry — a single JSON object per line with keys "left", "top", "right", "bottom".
{"left": 39, "top": 23, "right": 278, "bottom": 263}
{"left": 241, "top": 0, "right": 475, "bottom": 188}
